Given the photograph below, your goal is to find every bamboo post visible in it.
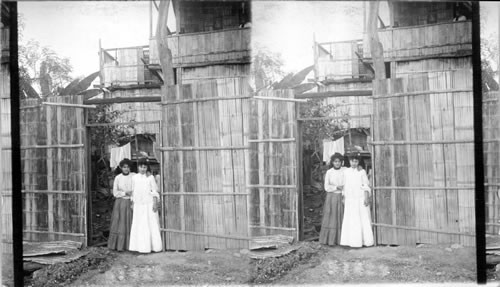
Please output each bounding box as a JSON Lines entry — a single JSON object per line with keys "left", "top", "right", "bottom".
{"left": 46, "top": 104, "right": 54, "bottom": 241}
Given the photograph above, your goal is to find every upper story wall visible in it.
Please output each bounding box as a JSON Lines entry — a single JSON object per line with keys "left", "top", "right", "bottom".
{"left": 314, "top": 40, "right": 373, "bottom": 81}
{"left": 150, "top": 1, "right": 251, "bottom": 69}
{"left": 100, "top": 46, "right": 162, "bottom": 87}
{"left": 363, "top": 2, "right": 472, "bottom": 62}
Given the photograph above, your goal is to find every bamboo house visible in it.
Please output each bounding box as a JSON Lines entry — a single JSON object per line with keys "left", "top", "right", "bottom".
{"left": 19, "top": 1, "right": 477, "bottom": 251}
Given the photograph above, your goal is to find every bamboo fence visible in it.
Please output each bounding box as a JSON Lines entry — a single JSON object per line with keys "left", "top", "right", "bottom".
{"left": 0, "top": 32, "right": 12, "bottom": 276}
{"left": 20, "top": 95, "right": 87, "bottom": 245}
{"left": 248, "top": 89, "right": 299, "bottom": 239}
{"left": 160, "top": 76, "right": 300, "bottom": 250}
{"left": 160, "top": 77, "right": 253, "bottom": 250}
{"left": 371, "top": 70, "right": 475, "bottom": 247}
{"left": 484, "top": 91, "right": 500, "bottom": 235}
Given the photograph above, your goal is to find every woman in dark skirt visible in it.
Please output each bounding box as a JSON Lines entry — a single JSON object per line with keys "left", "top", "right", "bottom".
{"left": 108, "top": 158, "right": 135, "bottom": 251}
{"left": 319, "top": 152, "right": 346, "bottom": 246}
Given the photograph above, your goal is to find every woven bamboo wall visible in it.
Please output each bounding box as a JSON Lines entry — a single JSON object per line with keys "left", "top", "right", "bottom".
{"left": 181, "top": 64, "right": 250, "bottom": 84}
{"left": 363, "top": 21, "right": 472, "bottom": 60}
{"left": 159, "top": 28, "right": 251, "bottom": 67}
{"left": 394, "top": 58, "right": 472, "bottom": 77}
{"left": 372, "top": 70, "right": 475, "bottom": 247}
{"left": 484, "top": 91, "right": 500, "bottom": 235}
{"left": 248, "top": 89, "right": 298, "bottom": 239}
{"left": 0, "top": 32, "right": 12, "bottom": 281}
{"left": 20, "top": 95, "right": 87, "bottom": 245}
{"left": 161, "top": 77, "right": 251, "bottom": 250}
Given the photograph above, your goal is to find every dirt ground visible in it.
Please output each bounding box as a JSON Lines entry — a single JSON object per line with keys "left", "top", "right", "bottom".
{"left": 2, "top": 262, "right": 14, "bottom": 287}
{"left": 278, "top": 243, "right": 476, "bottom": 284}
{"left": 47, "top": 241, "right": 477, "bottom": 286}
{"left": 67, "top": 249, "right": 251, "bottom": 286}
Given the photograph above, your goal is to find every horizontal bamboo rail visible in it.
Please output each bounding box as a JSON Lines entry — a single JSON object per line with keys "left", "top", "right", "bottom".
{"left": 249, "top": 225, "right": 297, "bottom": 231}
{"left": 159, "top": 146, "right": 249, "bottom": 151}
{"left": 23, "top": 230, "right": 86, "bottom": 237}
{"left": 22, "top": 190, "right": 86, "bottom": 194}
{"left": 372, "top": 223, "right": 475, "bottom": 237}
{"left": 369, "top": 139, "right": 474, "bottom": 145}
{"left": 247, "top": 185, "right": 297, "bottom": 189}
{"left": 160, "top": 228, "right": 250, "bottom": 241}
{"left": 248, "top": 138, "right": 296, "bottom": 143}
{"left": 371, "top": 88, "right": 473, "bottom": 99}
{"left": 162, "top": 192, "right": 248, "bottom": 196}
{"left": 84, "top": 96, "right": 162, "bottom": 105}
{"left": 161, "top": 95, "right": 251, "bottom": 105}
{"left": 21, "top": 144, "right": 84, "bottom": 149}
{"left": 296, "top": 90, "right": 372, "bottom": 99}
{"left": 373, "top": 186, "right": 475, "bottom": 190}
{"left": 298, "top": 114, "right": 372, "bottom": 121}
{"left": 253, "top": 96, "right": 308, "bottom": 103}
{"left": 42, "top": 102, "right": 97, "bottom": 109}
{"left": 86, "top": 120, "right": 160, "bottom": 127}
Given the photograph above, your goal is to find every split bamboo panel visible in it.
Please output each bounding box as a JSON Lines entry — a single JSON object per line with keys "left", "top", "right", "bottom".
{"left": 20, "top": 95, "right": 87, "bottom": 245}
{"left": 161, "top": 78, "right": 251, "bottom": 250}
{"left": 248, "top": 89, "right": 299, "bottom": 239}
{"left": 484, "top": 91, "right": 500, "bottom": 235}
{"left": 165, "top": 28, "right": 251, "bottom": 68}
{"left": 363, "top": 21, "right": 472, "bottom": 60}
{"left": 316, "top": 41, "right": 357, "bottom": 80}
{"left": 372, "top": 70, "right": 474, "bottom": 247}
{"left": 0, "top": 62, "right": 12, "bottom": 275}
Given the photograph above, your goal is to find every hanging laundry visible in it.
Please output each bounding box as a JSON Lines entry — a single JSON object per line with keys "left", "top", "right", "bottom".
{"left": 110, "top": 143, "right": 132, "bottom": 169}
{"left": 322, "top": 137, "right": 345, "bottom": 163}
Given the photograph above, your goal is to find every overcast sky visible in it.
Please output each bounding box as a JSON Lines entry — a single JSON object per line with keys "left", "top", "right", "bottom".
{"left": 19, "top": 1, "right": 172, "bottom": 78}
{"left": 252, "top": 1, "right": 368, "bottom": 74}
{"left": 19, "top": 1, "right": 500, "bottom": 78}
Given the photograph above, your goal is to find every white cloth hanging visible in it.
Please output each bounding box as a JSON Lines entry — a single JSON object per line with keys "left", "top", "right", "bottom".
{"left": 110, "top": 143, "right": 132, "bottom": 169}
{"left": 323, "top": 137, "right": 345, "bottom": 163}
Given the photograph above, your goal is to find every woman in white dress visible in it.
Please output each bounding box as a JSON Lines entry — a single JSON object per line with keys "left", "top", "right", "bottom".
{"left": 129, "top": 158, "right": 162, "bottom": 253}
{"left": 340, "top": 152, "right": 374, "bottom": 248}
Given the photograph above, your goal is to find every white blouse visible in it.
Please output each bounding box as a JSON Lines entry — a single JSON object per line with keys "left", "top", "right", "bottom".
{"left": 131, "top": 173, "right": 160, "bottom": 205}
{"left": 113, "top": 173, "right": 135, "bottom": 199}
{"left": 343, "top": 168, "right": 371, "bottom": 198}
{"left": 324, "top": 167, "right": 346, "bottom": 193}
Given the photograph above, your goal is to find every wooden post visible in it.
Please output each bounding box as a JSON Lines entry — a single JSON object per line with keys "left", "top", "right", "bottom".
{"left": 367, "top": 1, "right": 386, "bottom": 79}
{"left": 99, "top": 39, "right": 104, "bottom": 87}
{"left": 388, "top": 0, "right": 394, "bottom": 28}
{"left": 156, "top": 0, "right": 175, "bottom": 87}
{"left": 313, "top": 33, "right": 318, "bottom": 82}
{"left": 150, "top": 1, "right": 153, "bottom": 39}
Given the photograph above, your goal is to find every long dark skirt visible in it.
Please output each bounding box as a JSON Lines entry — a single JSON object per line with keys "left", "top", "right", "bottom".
{"left": 107, "top": 198, "right": 132, "bottom": 251}
{"left": 319, "top": 192, "right": 344, "bottom": 246}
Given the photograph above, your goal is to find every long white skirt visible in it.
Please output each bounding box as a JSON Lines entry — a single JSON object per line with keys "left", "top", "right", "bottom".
{"left": 340, "top": 196, "right": 374, "bottom": 247}
{"left": 129, "top": 202, "right": 162, "bottom": 253}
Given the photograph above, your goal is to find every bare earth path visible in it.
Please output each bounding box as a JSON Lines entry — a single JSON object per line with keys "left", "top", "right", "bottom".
{"left": 63, "top": 242, "right": 477, "bottom": 286}
{"left": 68, "top": 249, "right": 251, "bottom": 286}
{"left": 277, "top": 244, "right": 476, "bottom": 284}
